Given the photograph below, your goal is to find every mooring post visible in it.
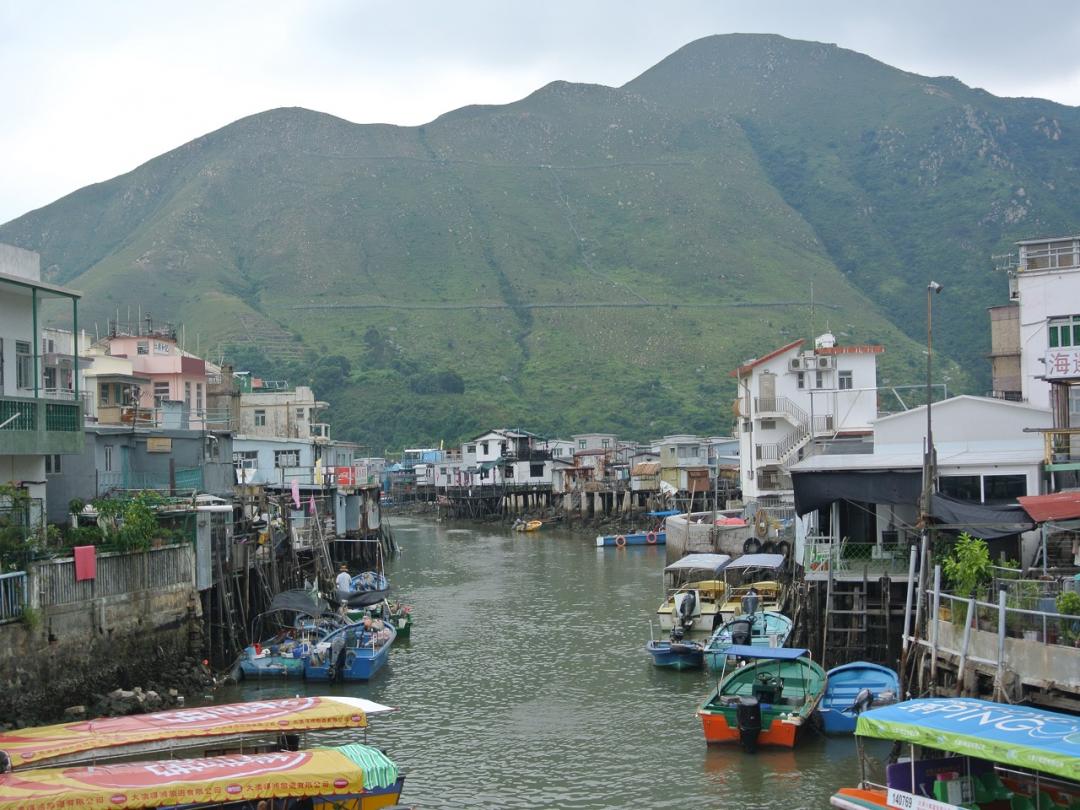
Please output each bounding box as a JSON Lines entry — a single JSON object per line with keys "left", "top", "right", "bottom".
{"left": 929, "top": 564, "right": 941, "bottom": 692}
{"left": 957, "top": 596, "right": 975, "bottom": 696}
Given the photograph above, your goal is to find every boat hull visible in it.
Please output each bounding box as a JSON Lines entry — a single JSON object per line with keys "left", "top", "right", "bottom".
{"left": 698, "top": 709, "right": 801, "bottom": 748}
{"left": 829, "top": 787, "right": 889, "bottom": 810}
{"left": 305, "top": 624, "right": 397, "bottom": 682}
{"left": 646, "top": 640, "right": 703, "bottom": 670}
{"left": 310, "top": 777, "right": 406, "bottom": 809}
{"left": 703, "top": 611, "right": 793, "bottom": 671}
{"left": 238, "top": 656, "right": 306, "bottom": 679}
{"left": 596, "top": 531, "right": 666, "bottom": 547}
{"left": 820, "top": 662, "right": 900, "bottom": 734}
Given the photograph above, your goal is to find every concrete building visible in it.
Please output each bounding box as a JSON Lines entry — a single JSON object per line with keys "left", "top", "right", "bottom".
{"left": 237, "top": 384, "right": 329, "bottom": 441}
{"left": 732, "top": 333, "right": 882, "bottom": 503}
{"left": 0, "top": 244, "right": 83, "bottom": 525}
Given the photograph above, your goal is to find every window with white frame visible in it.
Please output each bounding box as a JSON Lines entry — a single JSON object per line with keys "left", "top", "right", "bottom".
{"left": 254, "top": 409, "right": 266, "bottom": 427}
{"left": 104, "top": 445, "right": 114, "bottom": 472}
{"left": 153, "top": 381, "right": 170, "bottom": 405}
{"left": 137, "top": 341, "right": 149, "bottom": 355}
{"left": 838, "top": 370, "right": 853, "bottom": 390}
{"left": 15, "top": 341, "right": 32, "bottom": 390}
{"left": 274, "top": 449, "right": 300, "bottom": 468}
{"left": 796, "top": 372, "right": 805, "bottom": 390}
{"left": 1048, "top": 315, "right": 1080, "bottom": 348}
{"left": 45, "top": 454, "right": 62, "bottom": 475}
{"left": 196, "top": 384, "right": 203, "bottom": 412}
{"left": 233, "top": 450, "right": 258, "bottom": 470}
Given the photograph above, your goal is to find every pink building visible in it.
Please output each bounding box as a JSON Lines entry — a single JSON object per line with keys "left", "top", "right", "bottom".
{"left": 102, "top": 326, "right": 208, "bottom": 427}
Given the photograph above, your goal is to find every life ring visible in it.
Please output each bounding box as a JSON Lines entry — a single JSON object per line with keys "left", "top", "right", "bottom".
{"left": 775, "top": 540, "right": 791, "bottom": 558}
{"left": 743, "top": 537, "right": 762, "bottom": 554}
{"left": 615, "top": 535, "right": 627, "bottom": 548}
{"left": 646, "top": 531, "right": 658, "bottom": 545}
{"left": 761, "top": 540, "right": 777, "bottom": 554}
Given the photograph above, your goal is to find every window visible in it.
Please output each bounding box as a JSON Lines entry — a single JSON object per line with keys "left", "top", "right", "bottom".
{"left": 480, "top": 442, "right": 488, "bottom": 454}
{"left": 184, "top": 382, "right": 192, "bottom": 406}
{"left": 233, "top": 450, "right": 258, "bottom": 470}
{"left": 552, "top": 448, "right": 562, "bottom": 457}
{"left": 815, "top": 371, "right": 825, "bottom": 389}
{"left": 254, "top": 409, "right": 266, "bottom": 427}
{"left": 796, "top": 372, "right": 805, "bottom": 390}
{"left": 505, "top": 466, "right": 514, "bottom": 478}
{"left": 274, "top": 450, "right": 300, "bottom": 468}
{"left": 939, "top": 475, "right": 981, "bottom": 502}
{"left": 153, "top": 381, "right": 170, "bottom": 405}
{"left": 104, "top": 445, "right": 114, "bottom": 472}
{"left": 296, "top": 408, "right": 305, "bottom": 420}
{"left": 100, "top": 384, "right": 110, "bottom": 405}
{"left": 838, "top": 370, "right": 853, "bottom": 390}
{"left": 579, "top": 439, "right": 587, "bottom": 449}
{"left": 983, "top": 474, "right": 1027, "bottom": 505}
{"left": 196, "top": 384, "right": 203, "bottom": 412}
{"left": 0, "top": 338, "right": 4, "bottom": 387}
{"left": 466, "top": 445, "right": 476, "bottom": 454}
{"left": 530, "top": 463, "right": 545, "bottom": 478}
{"left": 15, "top": 340, "right": 32, "bottom": 389}
{"left": 137, "top": 341, "right": 149, "bottom": 355}
{"left": 45, "top": 454, "right": 62, "bottom": 475}
{"left": 601, "top": 438, "right": 610, "bottom": 448}
{"left": 204, "top": 436, "right": 220, "bottom": 461}
{"left": 677, "top": 445, "right": 699, "bottom": 459}
{"left": 760, "top": 419, "right": 777, "bottom": 430}
{"left": 1048, "top": 315, "right": 1080, "bottom": 348}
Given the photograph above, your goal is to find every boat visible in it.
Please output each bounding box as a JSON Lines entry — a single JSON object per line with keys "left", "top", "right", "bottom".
{"left": 819, "top": 662, "right": 899, "bottom": 734}
{"left": 716, "top": 553, "right": 788, "bottom": 620}
{"left": 512, "top": 519, "right": 543, "bottom": 532}
{"left": 339, "top": 570, "right": 391, "bottom": 608}
{"left": 305, "top": 618, "right": 397, "bottom": 682}
{"left": 349, "top": 598, "right": 413, "bottom": 638}
{"left": 596, "top": 509, "right": 677, "bottom": 547}
{"left": 239, "top": 588, "right": 348, "bottom": 679}
{"left": 703, "top": 610, "right": 793, "bottom": 671}
{"left": 697, "top": 645, "right": 827, "bottom": 750}
{"left": 830, "top": 698, "right": 1080, "bottom": 810}
{"left": 655, "top": 553, "right": 732, "bottom": 635}
{"left": 0, "top": 744, "right": 405, "bottom": 809}
{"left": 0, "top": 696, "right": 394, "bottom": 770}
{"left": 645, "top": 626, "right": 704, "bottom": 670}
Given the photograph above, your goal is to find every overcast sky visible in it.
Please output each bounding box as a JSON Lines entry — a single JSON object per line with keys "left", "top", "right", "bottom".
{"left": 3, "top": 0, "right": 1079, "bottom": 223}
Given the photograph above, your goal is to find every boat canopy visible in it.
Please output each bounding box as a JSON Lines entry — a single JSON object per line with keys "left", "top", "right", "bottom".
{"left": 856, "top": 698, "right": 1080, "bottom": 783}
{"left": 647, "top": 509, "right": 680, "bottom": 517}
{"left": 0, "top": 696, "right": 393, "bottom": 770}
{"left": 720, "top": 645, "right": 809, "bottom": 660}
{"left": 0, "top": 745, "right": 399, "bottom": 810}
{"left": 266, "top": 587, "right": 331, "bottom": 617}
{"left": 664, "top": 553, "right": 732, "bottom": 575}
{"left": 725, "top": 553, "right": 786, "bottom": 570}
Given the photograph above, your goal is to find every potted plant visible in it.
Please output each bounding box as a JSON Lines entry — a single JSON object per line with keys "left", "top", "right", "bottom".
{"left": 942, "top": 533, "right": 992, "bottom": 626}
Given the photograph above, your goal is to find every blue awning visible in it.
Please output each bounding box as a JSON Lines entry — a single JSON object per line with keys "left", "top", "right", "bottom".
{"left": 647, "top": 510, "right": 681, "bottom": 517}
{"left": 719, "top": 645, "right": 808, "bottom": 660}
{"left": 856, "top": 698, "right": 1080, "bottom": 782}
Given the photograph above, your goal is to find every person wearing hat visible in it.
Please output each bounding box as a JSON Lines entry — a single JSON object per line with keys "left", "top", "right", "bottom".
{"left": 335, "top": 563, "right": 352, "bottom": 595}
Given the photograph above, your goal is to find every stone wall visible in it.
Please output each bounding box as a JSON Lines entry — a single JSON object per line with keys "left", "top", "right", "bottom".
{"left": 0, "top": 554, "right": 204, "bottom": 725}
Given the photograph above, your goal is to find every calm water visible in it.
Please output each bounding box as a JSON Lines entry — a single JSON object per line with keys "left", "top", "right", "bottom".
{"left": 216, "top": 516, "right": 886, "bottom": 809}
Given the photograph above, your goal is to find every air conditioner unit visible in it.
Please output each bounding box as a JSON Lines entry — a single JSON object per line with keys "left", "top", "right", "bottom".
{"left": 817, "top": 356, "right": 834, "bottom": 369}
{"left": 788, "top": 358, "right": 802, "bottom": 371}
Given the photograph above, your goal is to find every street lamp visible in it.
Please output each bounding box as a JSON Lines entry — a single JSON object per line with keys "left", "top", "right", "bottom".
{"left": 925, "top": 280, "right": 944, "bottom": 489}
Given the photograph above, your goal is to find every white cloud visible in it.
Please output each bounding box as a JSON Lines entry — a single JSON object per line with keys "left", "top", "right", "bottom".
{"left": 2, "top": 0, "right": 1079, "bottom": 222}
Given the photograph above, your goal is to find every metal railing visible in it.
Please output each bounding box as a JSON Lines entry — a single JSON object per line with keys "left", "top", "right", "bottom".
{"left": 0, "top": 571, "right": 27, "bottom": 623}
{"left": 1045, "top": 428, "right": 1080, "bottom": 464}
{"left": 1020, "top": 240, "right": 1080, "bottom": 272}
{"left": 0, "top": 397, "right": 37, "bottom": 430}
{"left": 757, "top": 470, "right": 792, "bottom": 491}
{"left": 938, "top": 591, "right": 1080, "bottom": 648}
{"left": 754, "top": 396, "right": 809, "bottom": 425}
{"left": 803, "top": 538, "right": 913, "bottom": 576}
{"left": 96, "top": 467, "right": 204, "bottom": 494}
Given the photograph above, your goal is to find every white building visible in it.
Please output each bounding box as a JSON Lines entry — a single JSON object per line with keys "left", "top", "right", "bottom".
{"left": 0, "top": 244, "right": 84, "bottom": 525}
{"left": 238, "top": 385, "right": 329, "bottom": 441}
{"left": 732, "top": 333, "right": 882, "bottom": 502}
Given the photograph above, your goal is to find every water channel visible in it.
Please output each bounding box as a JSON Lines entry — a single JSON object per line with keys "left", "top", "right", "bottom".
{"left": 217, "top": 516, "right": 886, "bottom": 808}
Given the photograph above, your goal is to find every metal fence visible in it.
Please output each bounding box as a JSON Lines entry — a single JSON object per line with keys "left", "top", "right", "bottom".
{"left": 803, "top": 538, "right": 913, "bottom": 576}
{"left": 33, "top": 544, "right": 194, "bottom": 608}
{"left": 0, "top": 571, "right": 27, "bottom": 623}
{"left": 939, "top": 591, "right": 1080, "bottom": 647}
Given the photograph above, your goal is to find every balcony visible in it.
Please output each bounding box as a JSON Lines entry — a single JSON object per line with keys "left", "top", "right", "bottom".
{"left": 0, "top": 395, "right": 83, "bottom": 455}
{"left": 1044, "top": 428, "right": 1080, "bottom": 471}
{"left": 757, "top": 469, "right": 792, "bottom": 491}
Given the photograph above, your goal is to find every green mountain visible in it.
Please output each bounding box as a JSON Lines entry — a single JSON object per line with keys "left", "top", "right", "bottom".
{"left": 4, "top": 34, "right": 1077, "bottom": 449}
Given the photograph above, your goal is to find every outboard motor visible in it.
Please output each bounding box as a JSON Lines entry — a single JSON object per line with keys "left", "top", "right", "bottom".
{"left": 736, "top": 697, "right": 763, "bottom": 753}
{"left": 670, "top": 626, "right": 686, "bottom": 643}
{"left": 729, "top": 619, "right": 752, "bottom": 647}
{"left": 844, "top": 687, "right": 875, "bottom": 716}
{"left": 741, "top": 592, "right": 760, "bottom": 616}
{"left": 674, "top": 590, "right": 697, "bottom": 627}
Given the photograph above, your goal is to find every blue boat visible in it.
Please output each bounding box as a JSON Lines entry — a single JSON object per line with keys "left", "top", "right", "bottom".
{"left": 703, "top": 610, "right": 794, "bottom": 672}
{"left": 238, "top": 589, "right": 347, "bottom": 680}
{"left": 646, "top": 627, "right": 704, "bottom": 670}
{"left": 819, "top": 661, "right": 899, "bottom": 734}
{"left": 304, "top": 618, "right": 397, "bottom": 682}
{"left": 596, "top": 510, "right": 676, "bottom": 547}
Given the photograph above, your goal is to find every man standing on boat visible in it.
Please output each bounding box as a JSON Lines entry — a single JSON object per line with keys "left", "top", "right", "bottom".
{"left": 335, "top": 563, "right": 352, "bottom": 596}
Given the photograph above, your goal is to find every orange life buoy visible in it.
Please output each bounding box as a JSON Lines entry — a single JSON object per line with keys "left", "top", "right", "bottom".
{"left": 646, "top": 531, "right": 658, "bottom": 545}
{"left": 615, "top": 535, "right": 626, "bottom": 548}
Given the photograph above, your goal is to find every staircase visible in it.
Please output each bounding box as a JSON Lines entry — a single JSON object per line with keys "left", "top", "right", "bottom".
{"left": 754, "top": 397, "right": 837, "bottom": 468}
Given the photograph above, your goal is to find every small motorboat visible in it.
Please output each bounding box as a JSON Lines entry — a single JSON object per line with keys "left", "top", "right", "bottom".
{"left": 655, "top": 553, "right": 731, "bottom": 635}
{"left": 716, "top": 554, "right": 788, "bottom": 620}
{"left": 698, "top": 645, "right": 826, "bottom": 750}
{"left": 512, "top": 519, "right": 543, "bottom": 532}
{"left": 305, "top": 618, "right": 397, "bottom": 681}
{"left": 596, "top": 510, "right": 675, "bottom": 547}
{"left": 339, "top": 570, "right": 391, "bottom": 608}
{"left": 239, "top": 589, "right": 347, "bottom": 680}
{"left": 348, "top": 598, "right": 413, "bottom": 638}
{"left": 819, "top": 661, "right": 899, "bottom": 734}
{"left": 703, "top": 610, "right": 793, "bottom": 671}
{"left": 646, "top": 626, "right": 704, "bottom": 670}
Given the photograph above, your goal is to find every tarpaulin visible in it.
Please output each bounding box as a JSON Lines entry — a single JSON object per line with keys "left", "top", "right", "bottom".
{"left": 930, "top": 493, "right": 1034, "bottom": 540}
{"left": 856, "top": 698, "right": 1080, "bottom": 782}
{"left": 0, "top": 696, "right": 391, "bottom": 770}
{"left": 791, "top": 470, "right": 922, "bottom": 516}
{"left": 0, "top": 745, "right": 399, "bottom": 810}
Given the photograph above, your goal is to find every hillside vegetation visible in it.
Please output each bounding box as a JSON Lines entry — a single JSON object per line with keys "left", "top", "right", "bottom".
{"left": 4, "top": 34, "right": 1077, "bottom": 448}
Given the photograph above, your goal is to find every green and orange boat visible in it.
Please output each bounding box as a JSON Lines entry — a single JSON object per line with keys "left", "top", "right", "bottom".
{"left": 697, "top": 645, "right": 826, "bottom": 751}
